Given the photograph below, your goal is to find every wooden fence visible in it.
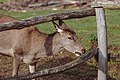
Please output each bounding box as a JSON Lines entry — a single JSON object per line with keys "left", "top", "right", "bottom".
{"left": 0, "top": 8, "right": 97, "bottom": 80}
{"left": 91, "top": 0, "right": 120, "bottom": 80}
{"left": 0, "top": 1, "right": 120, "bottom": 79}
{"left": 0, "top": 8, "right": 95, "bottom": 31}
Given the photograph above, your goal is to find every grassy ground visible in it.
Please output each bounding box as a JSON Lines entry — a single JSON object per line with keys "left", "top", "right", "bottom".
{"left": 0, "top": 9, "right": 120, "bottom": 80}
{"left": 0, "top": 0, "right": 9, "bottom": 2}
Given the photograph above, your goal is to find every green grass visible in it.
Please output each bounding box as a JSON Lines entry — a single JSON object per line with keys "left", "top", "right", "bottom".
{"left": 0, "top": 0, "right": 9, "bottom": 2}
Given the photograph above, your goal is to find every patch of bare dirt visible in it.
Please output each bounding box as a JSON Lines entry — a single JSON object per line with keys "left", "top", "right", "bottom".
{"left": 108, "top": 45, "right": 120, "bottom": 53}
{"left": 0, "top": 54, "right": 97, "bottom": 80}
{"left": 0, "top": 52, "right": 118, "bottom": 80}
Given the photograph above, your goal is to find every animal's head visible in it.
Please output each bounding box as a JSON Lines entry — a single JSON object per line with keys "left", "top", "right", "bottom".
{"left": 52, "top": 20, "right": 86, "bottom": 56}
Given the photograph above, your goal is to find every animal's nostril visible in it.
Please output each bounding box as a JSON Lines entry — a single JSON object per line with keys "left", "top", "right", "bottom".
{"left": 81, "top": 49, "right": 86, "bottom": 53}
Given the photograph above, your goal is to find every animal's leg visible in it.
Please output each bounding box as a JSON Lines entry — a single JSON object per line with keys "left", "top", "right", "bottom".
{"left": 29, "top": 63, "right": 36, "bottom": 73}
{"left": 12, "top": 54, "right": 20, "bottom": 76}
{"left": 29, "top": 63, "right": 39, "bottom": 80}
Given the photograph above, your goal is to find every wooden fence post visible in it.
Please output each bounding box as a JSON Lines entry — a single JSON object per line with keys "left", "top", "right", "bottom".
{"left": 91, "top": 1, "right": 120, "bottom": 79}
{"left": 95, "top": 7, "right": 108, "bottom": 80}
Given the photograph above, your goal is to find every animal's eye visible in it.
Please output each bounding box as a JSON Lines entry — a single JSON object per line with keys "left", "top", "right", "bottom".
{"left": 68, "top": 36, "right": 73, "bottom": 40}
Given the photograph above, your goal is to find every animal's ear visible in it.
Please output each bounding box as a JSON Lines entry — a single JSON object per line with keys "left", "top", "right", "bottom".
{"left": 52, "top": 21, "right": 63, "bottom": 33}
{"left": 58, "top": 20, "right": 69, "bottom": 29}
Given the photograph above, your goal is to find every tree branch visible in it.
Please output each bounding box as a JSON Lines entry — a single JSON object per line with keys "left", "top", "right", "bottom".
{"left": 0, "top": 8, "right": 95, "bottom": 32}
{"left": 2, "top": 48, "right": 98, "bottom": 80}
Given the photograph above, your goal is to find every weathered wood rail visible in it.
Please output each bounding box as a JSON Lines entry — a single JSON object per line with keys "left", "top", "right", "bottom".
{"left": 1, "top": 48, "right": 98, "bottom": 80}
{"left": 110, "top": 54, "right": 120, "bottom": 62}
{"left": 0, "top": 8, "right": 95, "bottom": 32}
{"left": 91, "top": 1, "right": 120, "bottom": 9}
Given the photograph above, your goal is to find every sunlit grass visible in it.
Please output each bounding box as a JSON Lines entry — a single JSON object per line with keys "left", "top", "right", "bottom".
{"left": 0, "top": 0, "right": 9, "bottom": 2}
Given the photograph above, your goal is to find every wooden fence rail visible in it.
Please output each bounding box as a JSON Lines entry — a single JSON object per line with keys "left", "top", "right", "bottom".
{"left": 0, "top": 8, "right": 95, "bottom": 31}
{"left": 2, "top": 48, "right": 98, "bottom": 80}
{"left": 91, "top": 1, "right": 120, "bottom": 9}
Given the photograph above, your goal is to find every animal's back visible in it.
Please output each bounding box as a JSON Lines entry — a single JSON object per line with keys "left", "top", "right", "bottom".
{"left": 0, "top": 15, "right": 35, "bottom": 56}
{"left": 0, "top": 14, "right": 17, "bottom": 23}
{"left": 0, "top": 27, "right": 33, "bottom": 56}
{"left": 0, "top": 15, "right": 47, "bottom": 57}
{"left": 0, "top": 15, "right": 17, "bottom": 56}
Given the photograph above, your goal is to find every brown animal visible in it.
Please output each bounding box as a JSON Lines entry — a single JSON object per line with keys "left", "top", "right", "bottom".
{"left": 0, "top": 15, "right": 85, "bottom": 77}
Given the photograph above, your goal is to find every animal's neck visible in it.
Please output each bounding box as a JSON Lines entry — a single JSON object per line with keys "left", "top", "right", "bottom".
{"left": 44, "top": 32, "right": 62, "bottom": 56}
{"left": 33, "top": 31, "right": 62, "bottom": 59}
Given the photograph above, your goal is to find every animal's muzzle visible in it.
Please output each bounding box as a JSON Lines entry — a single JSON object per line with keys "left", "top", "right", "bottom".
{"left": 75, "top": 49, "right": 86, "bottom": 56}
